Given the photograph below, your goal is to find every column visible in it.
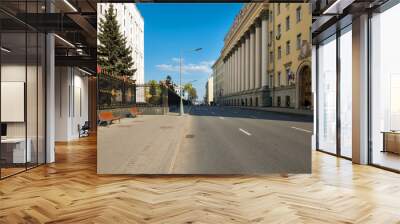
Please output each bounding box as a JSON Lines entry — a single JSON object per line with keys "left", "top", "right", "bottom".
{"left": 250, "top": 26, "right": 255, "bottom": 90}
{"left": 261, "top": 12, "right": 269, "bottom": 88}
{"left": 245, "top": 33, "right": 250, "bottom": 90}
{"left": 228, "top": 55, "right": 231, "bottom": 95}
{"left": 225, "top": 55, "right": 229, "bottom": 95}
{"left": 255, "top": 20, "right": 261, "bottom": 89}
{"left": 352, "top": 14, "right": 369, "bottom": 164}
{"left": 46, "top": 1, "right": 55, "bottom": 163}
{"left": 234, "top": 46, "right": 239, "bottom": 93}
{"left": 231, "top": 51, "right": 236, "bottom": 93}
{"left": 223, "top": 59, "right": 227, "bottom": 97}
{"left": 230, "top": 53, "right": 233, "bottom": 95}
{"left": 238, "top": 43, "right": 242, "bottom": 92}
{"left": 236, "top": 46, "right": 240, "bottom": 93}
{"left": 241, "top": 39, "right": 245, "bottom": 92}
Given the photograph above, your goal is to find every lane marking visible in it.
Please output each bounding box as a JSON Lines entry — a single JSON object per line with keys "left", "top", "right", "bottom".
{"left": 219, "top": 117, "right": 225, "bottom": 120}
{"left": 239, "top": 128, "right": 252, "bottom": 136}
{"left": 291, "top": 127, "right": 312, "bottom": 133}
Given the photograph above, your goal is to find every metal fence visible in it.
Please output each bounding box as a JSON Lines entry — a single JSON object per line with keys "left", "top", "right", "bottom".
{"left": 97, "top": 73, "right": 169, "bottom": 110}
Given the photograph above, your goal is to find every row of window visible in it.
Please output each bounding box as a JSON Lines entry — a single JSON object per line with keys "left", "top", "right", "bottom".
{"left": 276, "top": 33, "right": 303, "bottom": 59}
{"left": 275, "top": 3, "right": 312, "bottom": 17}
{"left": 271, "top": 66, "right": 294, "bottom": 88}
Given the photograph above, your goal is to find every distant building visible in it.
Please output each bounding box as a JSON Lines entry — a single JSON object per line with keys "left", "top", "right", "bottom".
{"left": 205, "top": 76, "right": 214, "bottom": 105}
{"left": 98, "top": 3, "right": 145, "bottom": 102}
{"left": 214, "top": 3, "right": 312, "bottom": 109}
{"left": 212, "top": 57, "right": 224, "bottom": 105}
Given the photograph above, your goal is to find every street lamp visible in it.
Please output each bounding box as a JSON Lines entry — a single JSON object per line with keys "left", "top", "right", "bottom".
{"left": 179, "top": 48, "right": 202, "bottom": 116}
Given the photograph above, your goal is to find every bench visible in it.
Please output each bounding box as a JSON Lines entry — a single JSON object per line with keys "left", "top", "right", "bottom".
{"left": 130, "top": 107, "right": 143, "bottom": 117}
{"left": 98, "top": 112, "right": 121, "bottom": 126}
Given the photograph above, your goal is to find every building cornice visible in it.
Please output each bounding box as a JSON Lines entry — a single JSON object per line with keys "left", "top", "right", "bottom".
{"left": 221, "top": 3, "right": 269, "bottom": 60}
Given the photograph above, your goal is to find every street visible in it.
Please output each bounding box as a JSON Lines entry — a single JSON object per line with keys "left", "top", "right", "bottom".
{"left": 98, "top": 106, "right": 313, "bottom": 174}
{"left": 172, "top": 106, "right": 312, "bottom": 174}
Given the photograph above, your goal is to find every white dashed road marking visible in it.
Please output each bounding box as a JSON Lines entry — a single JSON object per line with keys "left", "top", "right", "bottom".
{"left": 239, "top": 128, "right": 252, "bottom": 136}
{"left": 291, "top": 127, "right": 312, "bottom": 133}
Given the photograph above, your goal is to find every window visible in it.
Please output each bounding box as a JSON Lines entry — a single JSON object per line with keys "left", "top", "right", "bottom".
{"left": 277, "top": 24, "right": 281, "bottom": 36}
{"left": 371, "top": 4, "right": 400, "bottom": 171}
{"left": 296, "top": 6, "right": 302, "bottom": 22}
{"left": 269, "top": 31, "right": 273, "bottom": 44}
{"left": 340, "top": 27, "right": 353, "bottom": 158}
{"left": 286, "top": 96, "right": 291, "bottom": 107}
{"left": 286, "top": 41, "right": 291, "bottom": 55}
{"left": 269, "top": 74, "right": 273, "bottom": 87}
{"left": 297, "top": 34, "right": 302, "bottom": 50}
{"left": 286, "top": 16, "right": 290, "bottom": 31}
{"left": 277, "top": 3, "right": 281, "bottom": 15}
{"left": 286, "top": 67, "right": 291, "bottom": 85}
{"left": 278, "top": 46, "right": 282, "bottom": 59}
{"left": 0, "top": 5, "right": 46, "bottom": 179}
{"left": 269, "top": 51, "right": 273, "bottom": 62}
{"left": 277, "top": 72, "right": 281, "bottom": 86}
{"left": 317, "top": 35, "right": 337, "bottom": 154}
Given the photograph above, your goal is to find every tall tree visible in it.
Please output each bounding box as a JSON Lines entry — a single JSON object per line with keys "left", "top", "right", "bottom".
{"left": 98, "top": 4, "right": 135, "bottom": 78}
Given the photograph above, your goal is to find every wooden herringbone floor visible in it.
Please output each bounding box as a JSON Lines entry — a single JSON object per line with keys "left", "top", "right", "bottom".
{"left": 1, "top": 136, "right": 400, "bottom": 224}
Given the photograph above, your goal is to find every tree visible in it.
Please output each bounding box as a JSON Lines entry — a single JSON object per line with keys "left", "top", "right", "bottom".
{"left": 166, "top": 75, "right": 172, "bottom": 86}
{"left": 148, "top": 80, "right": 160, "bottom": 105}
{"left": 165, "top": 75, "right": 175, "bottom": 91}
{"left": 183, "top": 83, "right": 197, "bottom": 102}
{"left": 98, "top": 4, "right": 135, "bottom": 78}
{"left": 188, "top": 88, "right": 198, "bottom": 102}
{"left": 148, "top": 80, "right": 158, "bottom": 96}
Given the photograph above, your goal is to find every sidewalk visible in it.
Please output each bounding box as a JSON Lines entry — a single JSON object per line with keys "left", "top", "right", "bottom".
{"left": 97, "top": 115, "right": 188, "bottom": 174}
{"left": 236, "top": 106, "right": 313, "bottom": 116}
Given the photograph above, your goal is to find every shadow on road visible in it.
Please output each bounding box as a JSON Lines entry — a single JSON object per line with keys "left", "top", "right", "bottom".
{"left": 187, "top": 106, "right": 313, "bottom": 123}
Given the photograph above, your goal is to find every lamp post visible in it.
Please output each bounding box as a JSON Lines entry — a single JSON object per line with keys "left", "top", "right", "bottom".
{"left": 179, "top": 48, "right": 202, "bottom": 116}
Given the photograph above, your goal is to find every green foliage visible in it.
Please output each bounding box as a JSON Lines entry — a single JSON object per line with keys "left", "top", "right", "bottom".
{"left": 147, "top": 80, "right": 161, "bottom": 105}
{"left": 183, "top": 83, "right": 197, "bottom": 101}
{"left": 98, "top": 4, "right": 135, "bottom": 77}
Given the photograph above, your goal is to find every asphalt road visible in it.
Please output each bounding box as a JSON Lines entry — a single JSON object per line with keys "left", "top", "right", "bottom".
{"left": 171, "top": 106, "right": 313, "bottom": 174}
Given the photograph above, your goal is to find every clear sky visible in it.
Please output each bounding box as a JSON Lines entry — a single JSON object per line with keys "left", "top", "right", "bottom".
{"left": 136, "top": 3, "right": 243, "bottom": 101}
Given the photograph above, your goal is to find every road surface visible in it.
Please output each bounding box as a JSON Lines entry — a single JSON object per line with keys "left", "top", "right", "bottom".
{"left": 98, "top": 106, "right": 313, "bottom": 174}
{"left": 171, "top": 106, "right": 313, "bottom": 174}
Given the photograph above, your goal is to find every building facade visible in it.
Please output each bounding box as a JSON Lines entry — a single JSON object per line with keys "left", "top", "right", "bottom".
{"left": 205, "top": 76, "right": 214, "bottom": 105}
{"left": 212, "top": 57, "right": 224, "bottom": 105}
{"left": 269, "top": 3, "right": 312, "bottom": 109}
{"left": 214, "top": 3, "right": 312, "bottom": 109}
{"left": 98, "top": 3, "right": 145, "bottom": 101}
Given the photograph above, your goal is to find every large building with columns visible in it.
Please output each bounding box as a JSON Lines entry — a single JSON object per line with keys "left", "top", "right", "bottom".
{"left": 215, "top": 3, "right": 312, "bottom": 109}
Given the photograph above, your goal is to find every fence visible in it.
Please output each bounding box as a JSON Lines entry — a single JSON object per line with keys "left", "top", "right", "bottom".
{"left": 97, "top": 73, "right": 169, "bottom": 110}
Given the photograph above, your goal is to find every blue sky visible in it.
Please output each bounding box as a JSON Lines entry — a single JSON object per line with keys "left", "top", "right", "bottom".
{"left": 136, "top": 3, "right": 243, "bottom": 100}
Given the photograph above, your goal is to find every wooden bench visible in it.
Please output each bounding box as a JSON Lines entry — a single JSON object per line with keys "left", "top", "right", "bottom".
{"left": 130, "top": 107, "right": 143, "bottom": 117}
{"left": 98, "top": 112, "right": 120, "bottom": 126}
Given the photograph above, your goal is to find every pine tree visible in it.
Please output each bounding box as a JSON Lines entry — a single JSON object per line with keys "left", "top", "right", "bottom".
{"left": 98, "top": 4, "right": 135, "bottom": 78}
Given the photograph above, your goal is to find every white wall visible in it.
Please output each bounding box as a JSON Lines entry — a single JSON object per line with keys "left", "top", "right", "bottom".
{"left": 55, "top": 67, "right": 89, "bottom": 141}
